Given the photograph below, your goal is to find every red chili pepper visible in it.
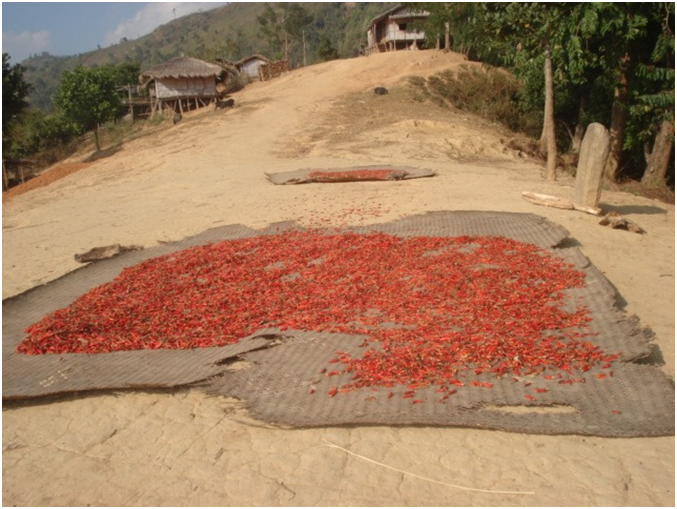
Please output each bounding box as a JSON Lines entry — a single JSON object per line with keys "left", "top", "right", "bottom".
{"left": 17, "top": 230, "right": 617, "bottom": 403}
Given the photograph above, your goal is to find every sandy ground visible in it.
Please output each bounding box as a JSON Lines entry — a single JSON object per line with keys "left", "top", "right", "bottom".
{"left": 2, "top": 50, "right": 674, "bottom": 506}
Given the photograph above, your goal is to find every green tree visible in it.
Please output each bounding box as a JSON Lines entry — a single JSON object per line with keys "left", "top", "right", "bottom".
{"left": 3, "top": 53, "right": 31, "bottom": 137}
{"left": 54, "top": 66, "right": 121, "bottom": 151}
{"left": 317, "top": 34, "right": 339, "bottom": 62}
{"left": 481, "top": 3, "right": 586, "bottom": 181}
{"left": 102, "top": 62, "right": 141, "bottom": 87}
{"left": 588, "top": 3, "right": 654, "bottom": 182}
{"left": 257, "top": 3, "right": 286, "bottom": 59}
{"left": 406, "top": 3, "right": 475, "bottom": 54}
{"left": 637, "top": 3, "right": 675, "bottom": 186}
{"left": 7, "top": 109, "right": 77, "bottom": 157}
{"left": 257, "top": 3, "right": 312, "bottom": 64}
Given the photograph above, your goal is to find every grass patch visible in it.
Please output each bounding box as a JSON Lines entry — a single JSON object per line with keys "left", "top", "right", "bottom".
{"left": 408, "top": 64, "right": 541, "bottom": 138}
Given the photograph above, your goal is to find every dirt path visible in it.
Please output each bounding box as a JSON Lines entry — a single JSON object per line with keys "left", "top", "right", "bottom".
{"left": 3, "top": 50, "right": 674, "bottom": 506}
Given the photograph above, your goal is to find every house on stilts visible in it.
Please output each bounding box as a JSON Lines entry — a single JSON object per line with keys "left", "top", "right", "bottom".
{"left": 139, "top": 57, "right": 227, "bottom": 117}
{"left": 365, "top": 5, "right": 430, "bottom": 55}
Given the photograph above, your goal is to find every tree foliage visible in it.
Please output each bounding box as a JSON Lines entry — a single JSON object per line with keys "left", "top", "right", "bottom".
{"left": 633, "top": 3, "right": 675, "bottom": 185}
{"left": 99, "top": 62, "right": 141, "bottom": 88}
{"left": 3, "top": 53, "right": 31, "bottom": 136}
{"left": 257, "top": 3, "right": 313, "bottom": 64}
{"left": 6, "top": 109, "right": 77, "bottom": 159}
{"left": 405, "top": 3, "right": 487, "bottom": 57}
{"left": 317, "top": 35, "right": 339, "bottom": 62}
{"left": 54, "top": 66, "right": 121, "bottom": 151}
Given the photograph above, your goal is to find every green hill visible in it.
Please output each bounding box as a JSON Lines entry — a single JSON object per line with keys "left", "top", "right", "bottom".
{"left": 21, "top": 2, "right": 396, "bottom": 112}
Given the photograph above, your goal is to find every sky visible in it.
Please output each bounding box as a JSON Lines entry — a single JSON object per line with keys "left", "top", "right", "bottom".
{"left": 2, "top": 2, "right": 227, "bottom": 63}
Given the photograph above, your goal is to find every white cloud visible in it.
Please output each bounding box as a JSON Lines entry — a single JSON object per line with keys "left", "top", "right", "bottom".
{"left": 101, "top": 2, "right": 224, "bottom": 47}
{"left": 2, "top": 30, "right": 51, "bottom": 62}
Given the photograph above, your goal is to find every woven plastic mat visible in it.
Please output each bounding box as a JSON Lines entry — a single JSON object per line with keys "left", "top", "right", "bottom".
{"left": 265, "top": 165, "right": 435, "bottom": 185}
{"left": 3, "top": 211, "right": 674, "bottom": 437}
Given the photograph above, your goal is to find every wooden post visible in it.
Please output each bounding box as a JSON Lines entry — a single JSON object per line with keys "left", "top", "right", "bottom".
{"left": 127, "top": 85, "right": 133, "bottom": 119}
{"left": 154, "top": 81, "right": 161, "bottom": 118}
{"left": 285, "top": 32, "right": 289, "bottom": 61}
{"left": 543, "top": 46, "right": 557, "bottom": 181}
{"left": 2, "top": 160, "right": 8, "bottom": 191}
{"left": 303, "top": 30, "right": 307, "bottom": 67}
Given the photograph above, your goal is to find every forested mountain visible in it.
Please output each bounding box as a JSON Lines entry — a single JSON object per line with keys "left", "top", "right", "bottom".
{"left": 20, "top": 2, "right": 396, "bottom": 112}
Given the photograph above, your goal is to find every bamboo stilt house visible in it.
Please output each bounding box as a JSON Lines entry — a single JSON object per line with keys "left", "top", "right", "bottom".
{"left": 366, "top": 5, "right": 430, "bottom": 55}
{"left": 139, "top": 57, "right": 226, "bottom": 117}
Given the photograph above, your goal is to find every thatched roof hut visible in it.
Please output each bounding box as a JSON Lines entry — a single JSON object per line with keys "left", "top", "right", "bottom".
{"left": 139, "top": 57, "right": 226, "bottom": 116}
{"left": 139, "top": 57, "right": 225, "bottom": 84}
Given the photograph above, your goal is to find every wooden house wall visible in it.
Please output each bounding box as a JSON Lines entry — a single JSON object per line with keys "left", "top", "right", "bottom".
{"left": 154, "top": 77, "right": 216, "bottom": 99}
{"left": 383, "top": 20, "right": 425, "bottom": 43}
{"left": 239, "top": 60, "right": 265, "bottom": 80}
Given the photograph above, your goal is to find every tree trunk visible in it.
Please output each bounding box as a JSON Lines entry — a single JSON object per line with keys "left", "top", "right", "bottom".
{"left": 543, "top": 47, "right": 557, "bottom": 181}
{"left": 302, "top": 30, "right": 307, "bottom": 67}
{"left": 604, "top": 54, "right": 630, "bottom": 182}
{"left": 572, "top": 96, "right": 587, "bottom": 153}
{"left": 444, "top": 22, "right": 451, "bottom": 52}
{"left": 284, "top": 32, "right": 289, "bottom": 61}
{"left": 641, "top": 117, "right": 674, "bottom": 186}
{"left": 93, "top": 129, "right": 101, "bottom": 152}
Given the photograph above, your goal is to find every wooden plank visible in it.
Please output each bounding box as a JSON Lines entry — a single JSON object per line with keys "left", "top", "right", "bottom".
{"left": 521, "top": 191, "right": 602, "bottom": 216}
{"left": 521, "top": 191, "right": 574, "bottom": 210}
